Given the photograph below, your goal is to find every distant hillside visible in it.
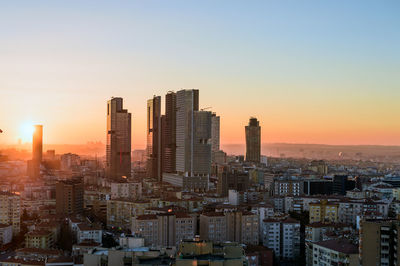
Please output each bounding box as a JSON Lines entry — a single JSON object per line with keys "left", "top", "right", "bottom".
{"left": 222, "top": 143, "right": 400, "bottom": 163}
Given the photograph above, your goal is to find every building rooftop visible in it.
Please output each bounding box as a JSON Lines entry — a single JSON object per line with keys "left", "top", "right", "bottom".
{"left": 26, "top": 230, "right": 52, "bottom": 237}
{"left": 0, "top": 258, "right": 45, "bottom": 265}
{"left": 201, "top": 212, "right": 225, "bottom": 217}
{"left": 16, "top": 248, "right": 62, "bottom": 255}
{"left": 315, "top": 239, "right": 358, "bottom": 254}
{"left": 0, "top": 223, "right": 12, "bottom": 228}
{"left": 77, "top": 223, "right": 102, "bottom": 231}
{"left": 306, "top": 222, "right": 350, "bottom": 228}
{"left": 136, "top": 214, "right": 158, "bottom": 220}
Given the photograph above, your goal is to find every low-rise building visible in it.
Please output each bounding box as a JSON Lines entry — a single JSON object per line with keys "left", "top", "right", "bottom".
{"left": 15, "top": 248, "right": 62, "bottom": 260}
{"left": 131, "top": 212, "right": 195, "bottom": 247}
{"left": 25, "top": 230, "right": 54, "bottom": 249}
{"left": 77, "top": 223, "right": 102, "bottom": 244}
{"left": 309, "top": 200, "right": 339, "bottom": 224}
{"left": 244, "top": 245, "right": 274, "bottom": 266}
{"left": 110, "top": 181, "right": 142, "bottom": 200}
{"left": 176, "top": 239, "right": 247, "bottom": 265}
{"left": 107, "top": 199, "right": 151, "bottom": 229}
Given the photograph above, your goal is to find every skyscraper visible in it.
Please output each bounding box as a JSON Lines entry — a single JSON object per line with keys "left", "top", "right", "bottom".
{"left": 146, "top": 96, "right": 162, "bottom": 179}
{"left": 192, "top": 110, "right": 212, "bottom": 176}
{"left": 163, "top": 89, "right": 211, "bottom": 191}
{"left": 28, "top": 125, "right": 42, "bottom": 178}
{"left": 211, "top": 113, "right": 220, "bottom": 153}
{"left": 33, "top": 125, "right": 43, "bottom": 164}
{"left": 106, "top": 97, "right": 131, "bottom": 179}
{"left": 245, "top": 117, "right": 261, "bottom": 163}
{"left": 162, "top": 91, "right": 176, "bottom": 174}
{"left": 175, "top": 89, "right": 199, "bottom": 175}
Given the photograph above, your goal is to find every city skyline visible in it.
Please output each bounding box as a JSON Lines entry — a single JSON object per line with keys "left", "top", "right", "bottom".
{"left": 1, "top": 2, "right": 400, "bottom": 265}
{"left": 1, "top": 1, "right": 400, "bottom": 148}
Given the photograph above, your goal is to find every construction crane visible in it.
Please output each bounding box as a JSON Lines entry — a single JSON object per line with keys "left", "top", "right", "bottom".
{"left": 200, "top": 107, "right": 212, "bottom": 111}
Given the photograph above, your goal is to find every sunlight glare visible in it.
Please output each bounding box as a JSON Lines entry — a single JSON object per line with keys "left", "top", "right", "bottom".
{"left": 20, "top": 122, "right": 35, "bottom": 142}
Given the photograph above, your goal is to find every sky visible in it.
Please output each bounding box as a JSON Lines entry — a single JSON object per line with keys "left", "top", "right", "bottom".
{"left": 1, "top": 1, "right": 399, "bottom": 149}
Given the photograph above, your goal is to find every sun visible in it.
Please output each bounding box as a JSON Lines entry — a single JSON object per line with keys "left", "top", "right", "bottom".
{"left": 20, "top": 122, "right": 35, "bottom": 142}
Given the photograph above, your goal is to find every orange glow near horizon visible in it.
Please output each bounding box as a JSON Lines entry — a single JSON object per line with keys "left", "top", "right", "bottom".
{"left": 2, "top": 101, "right": 400, "bottom": 149}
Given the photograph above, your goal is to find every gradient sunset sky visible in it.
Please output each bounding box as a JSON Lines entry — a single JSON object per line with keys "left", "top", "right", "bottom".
{"left": 1, "top": 1, "right": 399, "bottom": 149}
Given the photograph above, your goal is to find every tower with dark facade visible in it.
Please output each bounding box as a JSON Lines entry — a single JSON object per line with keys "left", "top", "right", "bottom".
{"left": 146, "top": 96, "right": 162, "bottom": 179}
{"left": 28, "top": 125, "right": 43, "bottom": 178}
{"left": 162, "top": 91, "right": 177, "bottom": 174}
{"left": 245, "top": 117, "right": 261, "bottom": 163}
{"left": 106, "top": 97, "right": 131, "bottom": 179}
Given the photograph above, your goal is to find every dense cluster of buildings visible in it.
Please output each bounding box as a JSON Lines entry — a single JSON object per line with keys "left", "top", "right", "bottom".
{"left": 0, "top": 89, "right": 400, "bottom": 265}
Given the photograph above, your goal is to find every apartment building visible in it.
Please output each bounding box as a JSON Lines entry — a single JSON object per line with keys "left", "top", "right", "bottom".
{"left": 107, "top": 199, "right": 151, "bottom": 229}
{"left": 131, "top": 212, "right": 195, "bottom": 247}
{"left": 199, "top": 212, "right": 227, "bottom": 243}
{"left": 312, "top": 239, "right": 358, "bottom": 266}
{"left": 0, "top": 224, "right": 12, "bottom": 245}
{"left": 273, "top": 176, "right": 304, "bottom": 196}
{"left": 0, "top": 192, "right": 20, "bottom": 235}
{"left": 309, "top": 200, "right": 339, "bottom": 224}
{"left": 338, "top": 198, "right": 389, "bottom": 226}
{"left": 77, "top": 223, "right": 102, "bottom": 244}
{"left": 110, "top": 181, "right": 142, "bottom": 200}
{"left": 262, "top": 217, "right": 300, "bottom": 260}
{"left": 25, "top": 230, "right": 54, "bottom": 249}
{"left": 360, "top": 219, "right": 400, "bottom": 266}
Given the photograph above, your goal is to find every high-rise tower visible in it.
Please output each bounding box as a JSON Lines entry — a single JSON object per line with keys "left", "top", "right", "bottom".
{"left": 245, "top": 117, "right": 261, "bottom": 163}
{"left": 106, "top": 97, "right": 131, "bottom": 179}
{"left": 175, "top": 89, "right": 199, "bottom": 175}
{"left": 175, "top": 89, "right": 212, "bottom": 176}
{"left": 192, "top": 110, "right": 212, "bottom": 176}
{"left": 146, "top": 96, "right": 162, "bottom": 179}
{"left": 28, "top": 125, "right": 43, "bottom": 178}
{"left": 163, "top": 89, "right": 211, "bottom": 191}
{"left": 162, "top": 91, "right": 177, "bottom": 174}
{"left": 211, "top": 113, "right": 220, "bottom": 153}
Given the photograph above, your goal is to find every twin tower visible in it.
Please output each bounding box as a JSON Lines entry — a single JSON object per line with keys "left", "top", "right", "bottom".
{"left": 106, "top": 89, "right": 219, "bottom": 183}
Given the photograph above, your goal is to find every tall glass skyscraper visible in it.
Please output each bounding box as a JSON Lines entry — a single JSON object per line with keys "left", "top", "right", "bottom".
{"left": 106, "top": 97, "right": 131, "bottom": 179}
